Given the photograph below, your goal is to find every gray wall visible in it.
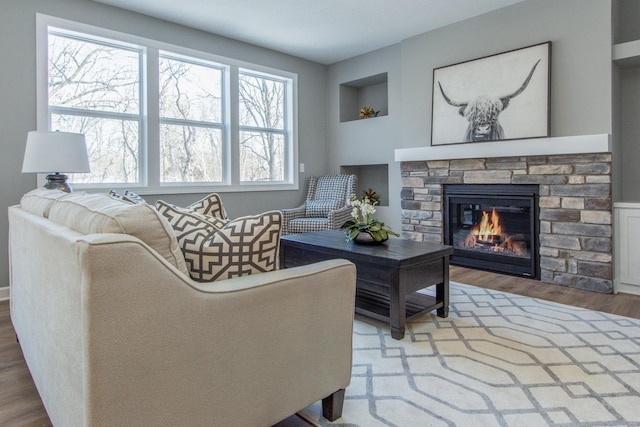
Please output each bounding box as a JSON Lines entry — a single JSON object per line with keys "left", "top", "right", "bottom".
{"left": 327, "top": 0, "right": 615, "bottom": 232}
{"left": 0, "top": 0, "right": 329, "bottom": 287}
{"left": 327, "top": 44, "right": 403, "bottom": 231}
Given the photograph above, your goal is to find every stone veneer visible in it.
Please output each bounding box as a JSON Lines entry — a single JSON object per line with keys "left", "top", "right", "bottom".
{"left": 400, "top": 153, "right": 613, "bottom": 293}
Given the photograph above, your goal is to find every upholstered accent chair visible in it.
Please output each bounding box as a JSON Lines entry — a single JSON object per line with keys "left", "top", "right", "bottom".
{"left": 282, "top": 174, "right": 358, "bottom": 235}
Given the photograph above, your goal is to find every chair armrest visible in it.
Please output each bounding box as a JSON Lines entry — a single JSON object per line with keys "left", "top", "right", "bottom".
{"left": 282, "top": 204, "right": 306, "bottom": 234}
{"left": 328, "top": 205, "right": 353, "bottom": 230}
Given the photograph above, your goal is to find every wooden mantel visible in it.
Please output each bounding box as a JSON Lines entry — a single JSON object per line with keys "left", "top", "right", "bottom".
{"left": 394, "top": 134, "right": 611, "bottom": 162}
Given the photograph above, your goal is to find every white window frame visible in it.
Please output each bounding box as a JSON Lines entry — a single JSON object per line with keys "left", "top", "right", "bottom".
{"left": 36, "top": 14, "right": 299, "bottom": 194}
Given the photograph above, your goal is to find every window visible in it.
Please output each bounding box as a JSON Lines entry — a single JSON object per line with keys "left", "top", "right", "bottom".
{"left": 239, "top": 71, "right": 287, "bottom": 182}
{"left": 37, "top": 15, "right": 298, "bottom": 193}
{"left": 159, "top": 54, "right": 224, "bottom": 183}
{"left": 48, "top": 31, "right": 142, "bottom": 184}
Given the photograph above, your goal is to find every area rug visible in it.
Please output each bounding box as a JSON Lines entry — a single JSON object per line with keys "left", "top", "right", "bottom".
{"left": 299, "top": 282, "right": 640, "bottom": 426}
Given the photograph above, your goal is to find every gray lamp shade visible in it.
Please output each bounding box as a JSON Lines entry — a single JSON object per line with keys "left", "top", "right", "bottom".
{"left": 22, "top": 131, "right": 91, "bottom": 174}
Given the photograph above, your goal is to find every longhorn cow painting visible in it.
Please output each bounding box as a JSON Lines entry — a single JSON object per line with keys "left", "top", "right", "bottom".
{"left": 431, "top": 42, "right": 550, "bottom": 146}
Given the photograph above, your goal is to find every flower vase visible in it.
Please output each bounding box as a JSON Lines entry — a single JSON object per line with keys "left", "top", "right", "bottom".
{"left": 353, "top": 231, "right": 387, "bottom": 245}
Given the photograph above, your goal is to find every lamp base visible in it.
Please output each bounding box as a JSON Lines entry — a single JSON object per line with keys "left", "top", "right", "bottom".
{"left": 44, "top": 173, "right": 72, "bottom": 193}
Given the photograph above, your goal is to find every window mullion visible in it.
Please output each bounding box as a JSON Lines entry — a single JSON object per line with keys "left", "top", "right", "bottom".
{"left": 229, "top": 65, "right": 240, "bottom": 186}
{"left": 146, "top": 48, "right": 160, "bottom": 187}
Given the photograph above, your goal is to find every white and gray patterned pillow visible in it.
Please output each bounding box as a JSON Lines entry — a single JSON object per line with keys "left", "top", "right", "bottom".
{"left": 186, "top": 193, "right": 227, "bottom": 219}
{"left": 108, "top": 189, "right": 146, "bottom": 204}
{"left": 156, "top": 201, "right": 280, "bottom": 282}
{"left": 305, "top": 199, "right": 341, "bottom": 218}
{"left": 123, "top": 190, "right": 146, "bottom": 204}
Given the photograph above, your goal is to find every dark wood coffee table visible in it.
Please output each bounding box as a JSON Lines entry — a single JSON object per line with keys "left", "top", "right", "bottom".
{"left": 280, "top": 230, "right": 453, "bottom": 339}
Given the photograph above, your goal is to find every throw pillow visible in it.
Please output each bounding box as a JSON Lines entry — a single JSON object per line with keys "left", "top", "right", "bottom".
{"left": 155, "top": 200, "right": 229, "bottom": 232}
{"left": 108, "top": 189, "right": 146, "bottom": 204}
{"left": 305, "top": 199, "right": 341, "bottom": 218}
{"left": 186, "top": 193, "right": 228, "bottom": 219}
{"left": 123, "top": 190, "right": 146, "bottom": 204}
{"left": 156, "top": 201, "right": 281, "bottom": 282}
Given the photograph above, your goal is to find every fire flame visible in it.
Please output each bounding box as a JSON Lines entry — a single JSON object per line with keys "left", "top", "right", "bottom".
{"left": 462, "top": 208, "right": 525, "bottom": 255}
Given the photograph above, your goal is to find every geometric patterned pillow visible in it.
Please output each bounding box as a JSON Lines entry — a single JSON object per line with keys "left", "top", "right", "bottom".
{"left": 155, "top": 200, "right": 228, "bottom": 232}
{"left": 192, "top": 211, "right": 282, "bottom": 282}
{"left": 187, "top": 193, "right": 227, "bottom": 219}
{"left": 156, "top": 200, "right": 281, "bottom": 282}
{"left": 305, "top": 199, "right": 341, "bottom": 218}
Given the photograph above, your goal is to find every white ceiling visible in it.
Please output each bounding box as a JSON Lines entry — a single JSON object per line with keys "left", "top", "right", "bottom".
{"left": 93, "top": 0, "right": 525, "bottom": 65}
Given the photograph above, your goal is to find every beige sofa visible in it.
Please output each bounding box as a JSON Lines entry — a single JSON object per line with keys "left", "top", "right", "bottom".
{"left": 8, "top": 190, "right": 356, "bottom": 427}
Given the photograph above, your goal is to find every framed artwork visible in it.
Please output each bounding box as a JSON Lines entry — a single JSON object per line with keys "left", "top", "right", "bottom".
{"left": 431, "top": 42, "right": 551, "bottom": 146}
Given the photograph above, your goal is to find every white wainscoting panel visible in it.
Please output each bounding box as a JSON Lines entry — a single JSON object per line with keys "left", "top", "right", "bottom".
{"left": 615, "top": 203, "right": 640, "bottom": 295}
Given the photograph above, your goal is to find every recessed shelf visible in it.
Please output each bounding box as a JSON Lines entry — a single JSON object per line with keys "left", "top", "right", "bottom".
{"left": 340, "top": 164, "right": 389, "bottom": 206}
{"left": 339, "top": 73, "right": 388, "bottom": 123}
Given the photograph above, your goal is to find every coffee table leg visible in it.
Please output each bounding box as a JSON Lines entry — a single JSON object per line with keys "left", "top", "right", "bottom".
{"left": 436, "top": 281, "right": 449, "bottom": 318}
{"left": 391, "top": 326, "right": 405, "bottom": 340}
{"left": 437, "top": 257, "right": 450, "bottom": 318}
{"left": 390, "top": 274, "right": 406, "bottom": 339}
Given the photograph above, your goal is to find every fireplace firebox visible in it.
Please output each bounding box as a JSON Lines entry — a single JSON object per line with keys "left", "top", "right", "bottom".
{"left": 443, "top": 184, "right": 539, "bottom": 279}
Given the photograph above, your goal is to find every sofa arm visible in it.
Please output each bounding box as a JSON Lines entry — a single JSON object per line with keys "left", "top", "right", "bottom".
{"left": 281, "top": 204, "right": 306, "bottom": 234}
{"left": 77, "top": 234, "right": 356, "bottom": 427}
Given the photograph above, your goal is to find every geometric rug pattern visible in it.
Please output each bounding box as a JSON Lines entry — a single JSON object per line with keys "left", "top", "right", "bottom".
{"left": 300, "top": 282, "right": 640, "bottom": 426}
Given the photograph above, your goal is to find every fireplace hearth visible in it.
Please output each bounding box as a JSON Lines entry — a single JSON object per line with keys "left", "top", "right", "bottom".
{"left": 444, "top": 184, "right": 539, "bottom": 279}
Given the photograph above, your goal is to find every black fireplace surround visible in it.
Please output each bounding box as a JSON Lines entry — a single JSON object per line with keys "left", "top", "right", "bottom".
{"left": 443, "top": 184, "right": 540, "bottom": 279}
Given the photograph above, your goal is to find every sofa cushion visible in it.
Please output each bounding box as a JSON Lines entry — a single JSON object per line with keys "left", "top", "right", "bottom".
{"left": 305, "top": 199, "right": 341, "bottom": 218}
{"left": 48, "top": 193, "right": 188, "bottom": 275}
{"left": 186, "top": 193, "right": 228, "bottom": 219}
{"left": 156, "top": 201, "right": 282, "bottom": 282}
{"left": 20, "top": 188, "right": 72, "bottom": 218}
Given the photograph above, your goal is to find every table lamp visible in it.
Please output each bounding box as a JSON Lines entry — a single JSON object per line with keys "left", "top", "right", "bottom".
{"left": 22, "top": 131, "right": 91, "bottom": 192}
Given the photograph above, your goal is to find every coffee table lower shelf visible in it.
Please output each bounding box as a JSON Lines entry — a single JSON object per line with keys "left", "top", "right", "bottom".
{"left": 355, "top": 289, "right": 443, "bottom": 325}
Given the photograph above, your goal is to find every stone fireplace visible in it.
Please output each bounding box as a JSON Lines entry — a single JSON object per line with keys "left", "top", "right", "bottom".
{"left": 399, "top": 147, "right": 613, "bottom": 293}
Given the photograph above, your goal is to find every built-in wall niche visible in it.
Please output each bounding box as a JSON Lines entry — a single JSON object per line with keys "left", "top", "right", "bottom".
{"left": 340, "top": 164, "right": 389, "bottom": 206}
{"left": 339, "top": 73, "right": 388, "bottom": 123}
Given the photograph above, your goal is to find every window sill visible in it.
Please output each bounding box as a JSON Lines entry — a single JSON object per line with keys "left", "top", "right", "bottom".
{"left": 71, "top": 183, "right": 299, "bottom": 195}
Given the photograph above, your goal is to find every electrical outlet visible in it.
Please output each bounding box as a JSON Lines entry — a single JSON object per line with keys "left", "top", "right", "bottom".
{"left": 299, "top": 163, "right": 305, "bottom": 173}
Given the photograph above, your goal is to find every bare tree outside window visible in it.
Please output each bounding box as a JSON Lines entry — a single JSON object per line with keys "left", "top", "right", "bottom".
{"left": 239, "top": 73, "right": 287, "bottom": 182}
{"left": 48, "top": 31, "right": 141, "bottom": 184}
{"left": 43, "top": 23, "right": 296, "bottom": 190}
{"left": 159, "top": 55, "right": 223, "bottom": 183}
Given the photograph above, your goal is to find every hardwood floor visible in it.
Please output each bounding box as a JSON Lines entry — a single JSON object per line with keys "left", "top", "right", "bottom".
{"left": 0, "top": 301, "right": 50, "bottom": 427}
{"left": 1, "top": 266, "right": 639, "bottom": 425}
{"left": 450, "top": 265, "right": 640, "bottom": 319}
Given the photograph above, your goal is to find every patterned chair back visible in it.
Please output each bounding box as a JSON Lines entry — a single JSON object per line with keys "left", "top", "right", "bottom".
{"left": 307, "top": 174, "right": 357, "bottom": 206}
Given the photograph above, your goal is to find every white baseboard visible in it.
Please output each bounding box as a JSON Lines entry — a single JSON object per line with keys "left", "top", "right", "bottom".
{"left": 617, "top": 282, "right": 640, "bottom": 296}
{"left": 0, "top": 286, "right": 9, "bottom": 301}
